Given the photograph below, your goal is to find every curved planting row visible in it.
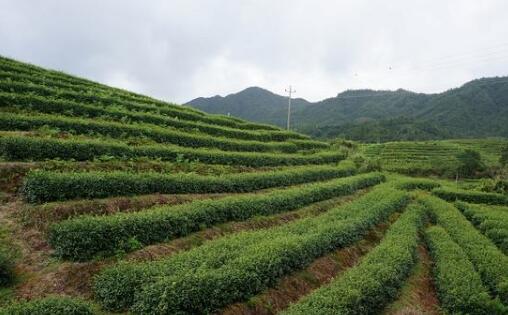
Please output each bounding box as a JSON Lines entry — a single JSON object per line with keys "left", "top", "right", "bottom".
{"left": 22, "top": 164, "right": 352, "bottom": 203}
{"left": 93, "top": 185, "right": 408, "bottom": 313}
{"left": 393, "top": 178, "right": 441, "bottom": 191}
{"left": 0, "top": 89, "right": 306, "bottom": 142}
{"left": 0, "top": 64, "right": 205, "bottom": 116}
{"left": 0, "top": 135, "right": 345, "bottom": 167}
{"left": 455, "top": 202, "right": 508, "bottom": 253}
{"left": 0, "top": 296, "right": 94, "bottom": 315}
{"left": 432, "top": 187, "right": 508, "bottom": 205}
{"left": 425, "top": 226, "right": 505, "bottom": 314}
{"left": 0, "top": 92, "right": 309, "bottom": 142}
{"left": 0, "top": 57, "right": 206, "bottom": 116}
{"left": 48, "top": 171, "right": 381, "bottom": 261}
{"left": 0, "top": 67, "right": 279, "bottom": 131}
{"left": 0, "top": 61, "right": 279, "bottom": 133}
{"left": 419, "top": 195, "right": 508, "bottom": 304}
{"left": 282, "top": 203, "right": 425, "bottom": 315}
{"left": 0, "top": 112, "right": 302, "bottom": 153}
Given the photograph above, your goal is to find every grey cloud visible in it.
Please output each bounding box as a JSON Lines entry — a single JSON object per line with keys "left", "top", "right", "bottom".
{"left": 1, "top": 0, "right": 507, "bottom": 103}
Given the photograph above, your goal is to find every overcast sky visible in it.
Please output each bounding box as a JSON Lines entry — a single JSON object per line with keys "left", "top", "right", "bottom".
{"left": 1, "top": 0, "right": 508, "bottom": 103}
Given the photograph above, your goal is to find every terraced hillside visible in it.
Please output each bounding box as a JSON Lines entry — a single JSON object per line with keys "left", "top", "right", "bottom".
{"left": 0, "top": 57, "right": 507, "bottom": 315}
{"left": 362, "top": 139, "right": 508, "bottom": 176}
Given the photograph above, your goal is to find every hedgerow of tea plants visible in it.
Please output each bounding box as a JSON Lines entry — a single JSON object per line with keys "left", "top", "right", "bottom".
{"left": 425, "top": 226, "right": 505, "bottom": 314}
{"left": 0, "top": 135, "right": 345, "bottom": 167}
{"left": 93, "top": 185, "right": 408, "bottom": 312}
{"left": 22, "top": 164, "right": 352, "bottom": 203}
{"left": 282, "top": 203, "right": 425, "bottom": 315}
{"left": 0, "top": 91, "right": 310, "bottom": 142}
{"left": 0, "top": 296, "right": 94, "bottom": 315}
{"left": 455, "top": 201, "right": 508, "bottom": 253}
{"left": 419, "top": 195, "right": 508, "bottom": 303}
{"left": 0, "top": 112, "right": 301, "bottom": 153}
{"left": 49, "top": 172, "right": 382, "bottom": 261}
{"left": 432, "top": 187, "right": 508, "bottom": 205}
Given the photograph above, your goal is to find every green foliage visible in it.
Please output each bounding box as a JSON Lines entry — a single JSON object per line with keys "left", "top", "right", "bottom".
{"left": 0, "top": 89, "right": 308, "bottom": 142}
{"left": 282, "top": 203, "right": 425, "bottom": 315}
{"left": 432, "top": 187, "right": 508, "bottom": 205}
{"left": 189, "top": 77, "right": 508, "bottom": 140}
{"left": 0, "top": 57, "right": 281, "bottom": 132}
{"left": 478, "top": 177, "right": 508, "bottom": 194}
{"left": 456, "top": 202, "right": 508, "bottom": 253}
{"left": 0, "top": 112, "right": 303, "bottom": 153}
{"left": 425, "top": 226, "right": 505, "bottom": 314}
{"left": 0, "top": 250, "right": 14, "bottom": 287}
{"left": 0, "top": 296, "right": 94, "bottom": 315}
{"left": 48, "top": 171, "right": 382, "bottom": 261}
{"left": 22, "top": 164, "right": 351, "bottom": 203}
{"left": 0, "top": 135, "right": 344, "bottom": 167}
{"left": 456, "top": 149, "right": 484, "bottom": 177}
{"left": 501, "top": 146, "right": 508, "bottom": 166}
{"left": 393, "top": 178, "right": 441, "bottom": 191}
{"left": 419, "top": 195, "right": 508, "bottom": 303}
{"left": 93, "top": 186, "right": 408, "bottom": 312}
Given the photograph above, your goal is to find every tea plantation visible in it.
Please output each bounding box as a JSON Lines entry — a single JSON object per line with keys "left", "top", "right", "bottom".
{"left": 0, "top": 56, "right": 507, "bottom": 314}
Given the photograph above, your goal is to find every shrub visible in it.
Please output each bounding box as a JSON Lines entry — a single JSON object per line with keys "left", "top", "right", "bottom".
{"left": 500, "top": 146, "right": 508, "bottom": 166}
{"left": 456, "top": 201, "right": 508, "bottom": 253}
{"left": 0, "top": 135, "right": 345, "bottom": 167}
{"left": 0, "top": 296, "right": 94, "bottom": 315}
{"left": 419, "top": 195, "right": 508, "bottom": 304}
{"left": 456, "top": 149, "right": 484, "bottom": 178}
{"left": 0, "top": 91, "right": 310, "bottom": 143}
{"left": 432, "top": 187, "right": 508, "bottom": 205}
{"left": 49, "top": 172, "right": 383, "bottom": 261}
{"left": 0, "top": 66, "right": 279, "bottom": 131}
{"left": 425, "top": 226, "right": 505, "bottom": 314}
{"left": 0, "top": 112, "right": 300, "bottom": 153}
{"left": 282, "top": 203, "right": 425, "bottom": 315}
{"left": 394, "top": 178, "right": 441, "bottom": 191}
{"left": 93, "top": 185, "right": 409, "bottom": 312}
{"left": 22, "top": 164, "right": 352, "bottom": 203}
{"left": 478, "top": 178, "right": 508, "bottom": 194}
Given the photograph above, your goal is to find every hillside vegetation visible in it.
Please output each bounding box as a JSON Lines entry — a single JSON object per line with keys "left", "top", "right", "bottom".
{"left": 0, "top": 57, "right": 507, "bottom": 314}
{"left": 187, "top": 78, "right": 508, "bottom": 141}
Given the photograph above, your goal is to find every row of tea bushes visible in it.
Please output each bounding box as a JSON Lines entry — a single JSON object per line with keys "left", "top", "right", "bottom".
{"left": 0, "top": 65, "right": 206, "bottom": 116}
{"left": 0, "top": 66, "right": 279, "bottom": 131}
{"left": 22, "top": 164, "right": 353, "bottom": 203}
{"left": 0, "top": 112, "right": 302, "bottom": 153}
{"left": 393, "top": 178, "right": 441, "bottom": 191}
{"left": 0, "top": 91, "right": 308, "bottom": 142}
{"left": 455, "top": 202, "right": 508, "bottom": 253}
{"left": 93, "top": 186, "right": 409, "bottom": 313}
{"left": 432, "top": 187, "right": 508, "bottom": 205}
{"left": 0, "top": 135, "right": 345, "bottom": 167}
{"left": 282, "top": 203, "right": 425, "bottom": 315}
{"left": 0, "top": 296, "right": 94, "bottom": 315}
{"left": 425, "top": 226, "right": 505, "bottom": 314}
{"left": 419, "top": 195, "right": 508, "bottom": 304}
{"left": 49, "top": 172, "right": 381, "bottom": 261}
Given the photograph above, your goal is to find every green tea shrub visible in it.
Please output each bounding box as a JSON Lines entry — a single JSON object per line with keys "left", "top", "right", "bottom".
{"left": 49, "top": 172, "right": 383, "bottom": 261}
{"left": 282, "top": 203, "right": 425, "bottom": 315}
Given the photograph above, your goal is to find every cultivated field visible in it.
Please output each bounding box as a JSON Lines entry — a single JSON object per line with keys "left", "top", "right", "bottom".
{"left": 0, "top": 57, "right": 507, "bottom": 314}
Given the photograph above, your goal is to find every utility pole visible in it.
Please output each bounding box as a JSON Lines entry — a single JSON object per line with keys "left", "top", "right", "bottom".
{"left": 285, "top": 85, "right": 296, "bottom": 130}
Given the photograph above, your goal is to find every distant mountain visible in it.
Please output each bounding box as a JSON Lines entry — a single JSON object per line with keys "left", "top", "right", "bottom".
{"left": 186, "top": 77, "right": 508, "bottom": 142}
{"left": 187, "top": 87, "right": 312, "bottom": 127}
